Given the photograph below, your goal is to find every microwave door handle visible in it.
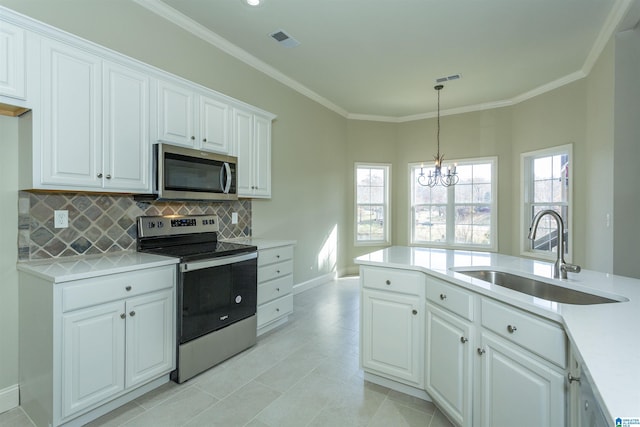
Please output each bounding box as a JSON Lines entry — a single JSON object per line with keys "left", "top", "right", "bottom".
{"left": 223, "top": 162, "right": 232, "bottom": 194}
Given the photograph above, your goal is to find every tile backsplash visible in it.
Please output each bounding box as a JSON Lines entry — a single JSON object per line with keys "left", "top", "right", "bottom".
{"left": 18, "top": 191, "right": 252, "bottom": 261}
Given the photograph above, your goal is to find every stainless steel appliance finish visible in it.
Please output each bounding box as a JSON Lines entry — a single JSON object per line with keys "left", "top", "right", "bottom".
{"left": 154, "top": 143, "right": 238, "bottom": 201}
{"left": 136, "top": 214, "right": 258, "bottom": 383}
{"left": 456, "top": 269, "right": 619, "bottom": 305}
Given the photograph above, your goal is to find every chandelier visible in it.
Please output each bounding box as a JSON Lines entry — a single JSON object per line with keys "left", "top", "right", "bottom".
{"left": 417, "top": 84, "right": 459, "bottom": 187}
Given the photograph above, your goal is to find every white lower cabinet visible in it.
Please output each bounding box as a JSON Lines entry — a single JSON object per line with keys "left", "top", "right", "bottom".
{"left": 257, "top": 244, "right": 295, "bottom": 334}
{"left": 424, "top": 276, "right": 567, "bottom": 427}
{"left": 19, "top": 264, "right": 176, "bottom": 427}
{"left": 360, "top": 266, "right": 425, "bottom": 388}
{"left": 478, "top": 332, "right": 565, "bottom": 427}
{"left": 425, "top": 304, "right": 473, "bottom": 426}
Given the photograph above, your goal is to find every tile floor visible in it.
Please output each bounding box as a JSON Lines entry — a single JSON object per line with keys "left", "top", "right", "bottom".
{"left": 1, "top": 277, "right": 454, "bottom": 427}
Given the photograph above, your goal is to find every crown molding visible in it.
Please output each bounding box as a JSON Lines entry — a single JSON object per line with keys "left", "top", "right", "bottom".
{"left": 132, "top": 0, "right": 348, "bottom": 118}
{"left": 134, "top": 0, "right": 629, "bottom": 124}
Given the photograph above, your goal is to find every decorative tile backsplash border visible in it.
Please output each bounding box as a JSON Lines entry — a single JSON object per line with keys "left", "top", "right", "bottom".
{"left": 18, "top": 191, "right": 252, "bottom": 261}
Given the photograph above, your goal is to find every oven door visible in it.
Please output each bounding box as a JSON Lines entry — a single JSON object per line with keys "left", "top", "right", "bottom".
{"left": 178, "top": 251, "right": 257, "bottom": 344}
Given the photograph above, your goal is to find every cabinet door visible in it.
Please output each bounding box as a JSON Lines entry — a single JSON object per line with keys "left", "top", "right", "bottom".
{"left": 125, "top": 289, "right": 174, "bottom": 388}
{"left": 41, "top": 38, "right": 102, "bottom": 188}
{"left": 62, "top": 301, "right": 125, "bottom": 418}
{"left": 234, "top": 108, "right": 254, "bottom": 196}
{"left": 0, "top": 20, "right": 26, "bottom": 99}
{"left": 199, "top": 95, "right": 230, "bottom": 153}
{"left": 426, "top": 304, "right": 473, "bottom": 427}
{"left": 479, "top": 332, "right": 565, "bottom": 427}
{"left": 252, "top": 114, "right": 272, "bottom": 198}
{"left": 103, "top": 61, "right": 150, "bottom": 192}
{"left": 361, "top": 289, "right": 424, "bottom": 386}
{"left": 157, "top": 80, "right": 195, "bottom": 147}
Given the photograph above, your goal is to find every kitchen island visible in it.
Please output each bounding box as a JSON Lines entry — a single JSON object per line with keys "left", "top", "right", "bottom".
{"left": 355, "top": 246, "right": 639, "bottom": 426}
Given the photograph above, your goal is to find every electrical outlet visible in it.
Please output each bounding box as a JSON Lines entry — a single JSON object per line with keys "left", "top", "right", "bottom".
{"left": 54, "top": 210, "right": 69, "bottom": 228}
{"left": 232, "top": 212, "right": 238, "bottom": 225}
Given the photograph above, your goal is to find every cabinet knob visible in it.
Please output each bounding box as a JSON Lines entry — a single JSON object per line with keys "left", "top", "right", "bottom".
{"left": 567, "top": 373, "right": 581, "bottom": 384}
{"left": 477, "top": 348, "right": 485, "bottom": 355}
{"left": 276, "top": 270, "right": 281, "bottom": 274}
{"left": 120, "top": 313, "right": 126, "bottom": 319}
{"left": 412, "top": 309, "right": 418, "bottom": 315}
{"left": 276, "top": 308, "right": 280, "bottom": 312}
{"left": 125, "top": 286, "right": 132, "bottom": 291}
{"left": 129, "top": 311, "right": 136, "bottom": 317}
{"left": 507, "top": 324, "right": 517, "bottom": 334}
{"left": 203, "top": 138, "right": 207, "bottom": 142}
{"left": 440, "top": 293, "right": 447, "bottom": 300}
{"left": 276, "top": 288, "right": 280, "bottom": 292}
{"left": 276, "top": 254, "right": 280, "bottom": 258}
{"left": 97, "top": 173, "right": 103, "bottom": 178}
{"left": 460, "top": 336, "right": 468, "bottom": 343}
{"left": 385, "top": 280, "right": 391, "bottom": 285}
{"left": 191, "top": 136, "right": 195, "bottom": 140}
{"left": 106, "top": 174, "right": 111, "bottom": 179}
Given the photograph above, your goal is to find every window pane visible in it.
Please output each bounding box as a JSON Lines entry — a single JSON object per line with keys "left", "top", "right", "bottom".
{"left": 356, "top": 164, "right": 390, "bottom": 243}
{"left": 357, "top": 205, "right": 384, "bottom": 241}
{"left": 414, "top": 205, "right": 446, "bottom": 242}
{"left": 473, "top": 163, "right": 492, "bottom": 184}
{"left": 357, "top": 168, "right": 371, "bottom": 185}
{"left": 473, "top": 183, "right": 492, "bottom": 203}
{"left": 455, "top": 183, "right": 472, "bottom": 203}
{"left": 370, "top": 186, "right": 384, "bottom": 204}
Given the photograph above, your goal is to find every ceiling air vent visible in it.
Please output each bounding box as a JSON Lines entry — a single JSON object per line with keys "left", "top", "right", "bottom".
{"left": 269, "top": 29, "right": 300, "bottom": 48}
{"left": 436, "top": 74, "right": 462, "bottom": 83}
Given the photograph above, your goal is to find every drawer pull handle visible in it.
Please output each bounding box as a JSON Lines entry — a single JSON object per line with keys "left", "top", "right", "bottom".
{"left": 460, "top": 336, "right": 468, "bottom": 344}
{"left": 129, "top": 311, "right": 136, "bottom": 317}
{"left": 440, "top": 293, "right": 447, "bottom": 300}
{"left": 477, "top": 348, "right": 485, "bottom": 355}
{"left": 412, "top": 309, "right": 417, "bottom": 315}
{"left": 507, "top": 324, "right": 517, "bottom": 333}
{"left": 120, "top": 313, "right": 126, "bottom": 319}
{"left": 385, "top": 280, "right": 391, "bottom": 285}
{"left": 567, "top": 373, "right": 581, "bottom": 384}
{"left": 125, "top": 286, "right": 132, "bottom": 291}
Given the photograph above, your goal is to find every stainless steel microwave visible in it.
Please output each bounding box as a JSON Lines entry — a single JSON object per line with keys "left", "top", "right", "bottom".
{"left": 154, "top": 143, "right": 238, "bottom": 201}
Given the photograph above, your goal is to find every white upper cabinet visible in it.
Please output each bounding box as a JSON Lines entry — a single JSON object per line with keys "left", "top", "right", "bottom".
{"left": 235, "top": 108, "right": 273, "bottom": 198}
{"left": 103, "top": 61, "right": 150, "bottom": 192}
{"left": 36, "top": 37, "right": 151, "bottom": 192}
{"left": 156, "top": 79, "right": 231, "bottom": 154}
{"left": 0, "top": 19, "right": 26, "bottom": 100}
{"left": 40, "top": 37, "right": 103, "bottom": 189}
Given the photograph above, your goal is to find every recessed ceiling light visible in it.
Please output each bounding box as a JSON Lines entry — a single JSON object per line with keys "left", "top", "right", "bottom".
{"left": 242, "top": 0, "right": 263, "bottom": 6}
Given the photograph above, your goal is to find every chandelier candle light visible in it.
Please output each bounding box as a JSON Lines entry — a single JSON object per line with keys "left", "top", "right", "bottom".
{"left": 417, "top": 84, "right": 459, "bottom": 187}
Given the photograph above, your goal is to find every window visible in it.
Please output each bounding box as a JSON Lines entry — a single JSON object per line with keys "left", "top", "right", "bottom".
{"left": 410, "top": 157, "right": 497, "bottom": 250}
{"left": 355, "top": 163, "right": 390, "bottom": 245}
{"left": 521, "top": 145, "right": 572, "bottom": 260}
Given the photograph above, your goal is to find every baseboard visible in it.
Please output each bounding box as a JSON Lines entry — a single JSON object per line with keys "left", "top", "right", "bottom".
{"left": 363, "top": 372, "right": 431, "bottom": 402}
{"left": 0, "top": 384, "right": 19, "bottom": 414}
{"left": 342, "top": 265, "right": 361, "bottom": 277}
{"left": 293, "top": 272, "right": 335, "bottom": 294}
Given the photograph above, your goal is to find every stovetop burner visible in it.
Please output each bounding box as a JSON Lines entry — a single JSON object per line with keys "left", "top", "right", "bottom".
{"left": 136, "top": 214, "right": 256, "bottom": 261}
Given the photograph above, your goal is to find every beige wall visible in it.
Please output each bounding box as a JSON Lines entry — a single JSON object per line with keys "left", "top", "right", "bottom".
{"left": 0, "top": 116, "right": 19, "bottom": 395}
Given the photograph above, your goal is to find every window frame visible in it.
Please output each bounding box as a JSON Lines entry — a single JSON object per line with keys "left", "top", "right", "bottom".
{"left": 354, "top": 162, "right": 391, "bottom": 246}
{"left": 409, "top": 156, "right": 498, "bottom": 251}
{"left": 520, "top": 144, "right": 573, "bottom": 262}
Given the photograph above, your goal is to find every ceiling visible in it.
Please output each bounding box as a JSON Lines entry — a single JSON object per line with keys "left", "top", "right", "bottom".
{"left": 138, "top": 0, "right": 638, "bottom": 121}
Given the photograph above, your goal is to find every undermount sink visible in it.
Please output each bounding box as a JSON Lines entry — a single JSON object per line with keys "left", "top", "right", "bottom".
{"left": 456, "top": 269, "right": 623, "bottom": 305}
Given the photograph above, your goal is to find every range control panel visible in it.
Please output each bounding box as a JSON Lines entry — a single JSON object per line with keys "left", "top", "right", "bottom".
{"left": 137, "top": 214, "right": 219, "bottom": 238}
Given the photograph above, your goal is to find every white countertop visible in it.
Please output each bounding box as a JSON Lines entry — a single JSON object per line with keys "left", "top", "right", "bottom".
{"left": 224, "top": 237, "right": 297, "bottom": 250}
{"left": 355, "top": 246, "right": 640, "bottom": 421}
{"left": 17, "top": 251, "right": 179, "bottom": 283}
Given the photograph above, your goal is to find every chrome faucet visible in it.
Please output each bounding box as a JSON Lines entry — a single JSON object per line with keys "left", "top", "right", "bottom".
{"left": 528, "top": 210, "right": 581, "bottom": 279}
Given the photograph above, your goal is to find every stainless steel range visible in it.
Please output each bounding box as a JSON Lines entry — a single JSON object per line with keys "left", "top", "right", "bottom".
{"left": 136, "top": 214, "right": 258, "bottom": 383}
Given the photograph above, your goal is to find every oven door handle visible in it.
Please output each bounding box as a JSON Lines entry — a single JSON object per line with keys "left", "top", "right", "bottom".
{"left": 180, "top": 251, "right": 257, "bottom": 272}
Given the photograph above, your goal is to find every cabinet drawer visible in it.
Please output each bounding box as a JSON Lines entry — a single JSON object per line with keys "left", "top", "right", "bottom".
{"left": 481, "top": 298, "right": 566, "bottom": 368}
{"left": 258, "top": 275, "right": 293, "bottom": 305}
{"left": 426, "top": 277, "right": 474, "bottom": 321}
{"left": 62, "top": 266, "right": 175, "bottom": 313}
{"left": 361, "top": 266, "right": 424, "bottom": 296}
{"left": 258, "top": 294, "right": 293, "bottom": 327}
{"left": 258, "top": 260, "right": 293, "bottom": 283}
{"left": 258, "top": 245, "right": 294, "bottom": 267}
